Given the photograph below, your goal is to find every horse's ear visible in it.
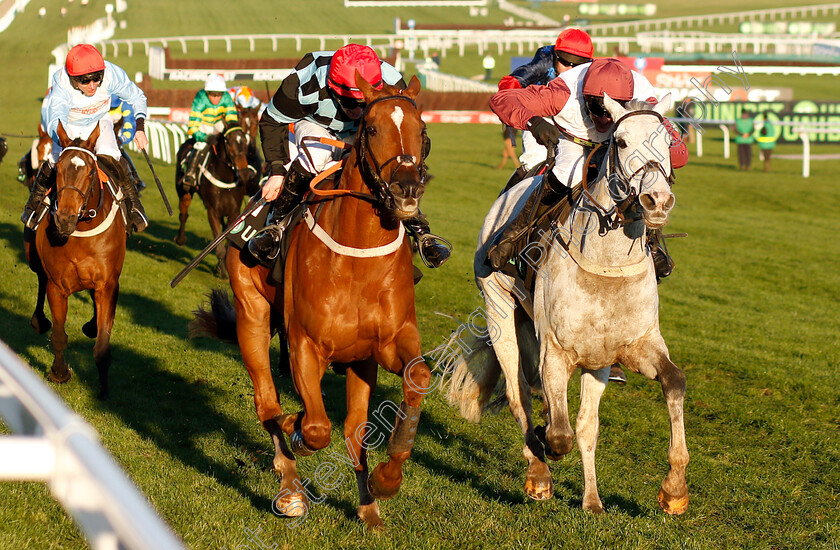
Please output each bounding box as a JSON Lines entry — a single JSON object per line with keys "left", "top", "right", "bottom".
{"left": 603, "top": 94, "right": 627, "bottom": 121}
{"left": 38, "top": 125, "right": 47, "bottom": 139}
{"left": 83, "top": 123, "right": 101, "bottom": 149}
{"left": 653, "top": 93, "right": 672, "bottom": 116}
{"left": 355, "top": 70, "right": 377, "bottom": 103}
{"left": 402, "top": 75, "right": 421, "bottom": 99}
{"left": 56, "top": 121, "right": 70, "bottom": 147}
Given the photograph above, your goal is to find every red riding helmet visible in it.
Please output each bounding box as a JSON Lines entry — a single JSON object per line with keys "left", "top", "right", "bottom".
{"left": 555, "top": 28, "right": 593, "bottom": 59}
{"left": 582, "top": 58, "right": 634, "bottom": 101}
{"left": 327, "top": 44, "right": 383, "bottom": 100}
{"left": 66, "top": 44, "right": 105, "bottom": 76}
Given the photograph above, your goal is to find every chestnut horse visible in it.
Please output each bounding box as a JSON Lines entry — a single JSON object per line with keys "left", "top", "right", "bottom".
{"left": 25, "top": 122, "right": 127, "bottom": 400}
{"left": 18, "top": 126, "right": 52, "bottom": 189}
{"left": 192, "top": 75, "right": 432, "bottom": 528}
{"left": 175, "top": 125, "right": 252, "bottom": 278}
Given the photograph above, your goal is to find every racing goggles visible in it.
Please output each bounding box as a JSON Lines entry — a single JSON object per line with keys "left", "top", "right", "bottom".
{"left": 75, "top": 71, "right": 104, "bottom": 85}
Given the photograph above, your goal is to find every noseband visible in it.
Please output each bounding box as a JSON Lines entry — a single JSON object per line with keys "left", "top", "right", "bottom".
{"left": 357, "top": 94, "right": 428, "bottom": 212}
{"left": 581, "top": 110, "right": 673, "bottom": 232}
{"left": 55, "top": 146, "right": 102, "bottom": 220}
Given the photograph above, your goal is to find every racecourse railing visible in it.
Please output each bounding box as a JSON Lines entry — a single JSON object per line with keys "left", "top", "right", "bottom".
{"left": 0, "top": 339, "right": 185, "bottom": 550}
{"left": 637, "top": 31, "right": 840, "bottom": 56}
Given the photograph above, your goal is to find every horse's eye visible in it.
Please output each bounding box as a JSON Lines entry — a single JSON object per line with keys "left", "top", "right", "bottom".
{"left": 615, "top": 138, "right": 627, "bottom": 149}
{"left": 366, "top": 126, "right": 377, "bottom": 136}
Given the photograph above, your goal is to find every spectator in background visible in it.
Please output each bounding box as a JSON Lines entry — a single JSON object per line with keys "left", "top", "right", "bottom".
{"left": 755, "top": 111, "right": 777, "bottom": 172}
{"left": 496, "top": 125, "right": 520, "bottom": 171}
{"left": 734, "top": 109, "right": 755, "bottom": 171}
{"left": 482, "top": 53, "right": 496, "bottom": 81}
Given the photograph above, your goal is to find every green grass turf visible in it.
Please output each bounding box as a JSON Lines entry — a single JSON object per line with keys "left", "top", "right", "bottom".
{"left": 1, "top": 2, "right": 840, "bottom": 549}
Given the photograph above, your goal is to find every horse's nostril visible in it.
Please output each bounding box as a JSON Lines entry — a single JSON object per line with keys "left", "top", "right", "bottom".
{"left": 640, "top": 193, "right": 656, "bottom": 210}
{"left": 664, "top": 195, "right": 676, "bottom": 211}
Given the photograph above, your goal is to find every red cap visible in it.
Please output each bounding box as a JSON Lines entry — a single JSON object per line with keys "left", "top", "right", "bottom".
{"left": 555, "top": 28, "right": 593, "bottom": 59}
{"left": 582, "top": 58, "right": 633, "bottom": 101}
{"left": 328, "top": 44, "right": 383, "bottom": 100}
{"left": 66, "top": 44, "right": 105, "bottom": 76}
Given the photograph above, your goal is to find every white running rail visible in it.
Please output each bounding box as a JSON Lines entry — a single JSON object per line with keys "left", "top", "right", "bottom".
{"left": 0, "top": 339, "right": 185, "bottom": 550}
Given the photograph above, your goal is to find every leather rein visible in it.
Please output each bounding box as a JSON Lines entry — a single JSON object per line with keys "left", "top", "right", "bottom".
{"left": 304, "top": 94, "right": 428, "bottom": 212}
{"left": 579, "top": 109, "right": 674, "bottom": 234}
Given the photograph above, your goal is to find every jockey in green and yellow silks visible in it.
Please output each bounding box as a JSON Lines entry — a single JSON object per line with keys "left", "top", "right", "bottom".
{"left": 181, "top": 74, "right": 239, "bottom": 187}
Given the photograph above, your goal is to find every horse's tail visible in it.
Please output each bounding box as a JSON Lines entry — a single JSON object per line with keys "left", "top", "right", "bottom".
{"left": 189, "top": 289, "right": 238, "bottom": 344}
{"left": 443, "top": 332, "right": 506, "bottom": 423}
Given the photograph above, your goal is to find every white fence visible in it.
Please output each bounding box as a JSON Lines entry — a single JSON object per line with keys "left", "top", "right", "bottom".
{"left": 127, "top": 119, "right": 187, "bottom": 165}
{"left": 0, "top": 0, "right": 31, "bottom": 33}
{"left": 637, "top": 31, "right": 840, "bottom": 56}
{"left": 416, "top": 66, "right": 498, "bottom": 92}
{"left": 0, "top": 339, "right": 185, "bottom": 550}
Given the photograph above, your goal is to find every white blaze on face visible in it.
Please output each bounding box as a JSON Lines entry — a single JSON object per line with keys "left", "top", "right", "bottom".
{"left": 391, "top": 105, "right": 404, "bottom": 145}
{"left": 70, "top": 156, "right": 86, "bottom": 169}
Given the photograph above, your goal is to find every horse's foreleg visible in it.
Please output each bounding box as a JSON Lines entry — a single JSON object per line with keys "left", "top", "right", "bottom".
{"left": 368, "top": 332, "right": 430, "bottom": 501}
{"left": 344, "top": 359, "right": 384, "bottom": 529}
{"left": 206, "top": 211, "right": 228, "bottom": 279}
{"left": 25, "top": 232, "right": 51, "bottom": 334}
{"left": 92, "top": 282, "right": 119, "bottom": 400}
{"left": 622, "top": 335, "right": 689, "bottom": 515}
{"left": 576, "top": 366, "right": 610, "bottom": 514}
{"left": 175, "top": 193, "right": 192, "bottom": 246}
{"left": 45, "top": 284, "right": 71, "bottom": 384}
{"left": 287, "top": 331, "right": 331, "bottom": 453}
{"left": 82, "top": 289, "right": 98, "bottom": 339}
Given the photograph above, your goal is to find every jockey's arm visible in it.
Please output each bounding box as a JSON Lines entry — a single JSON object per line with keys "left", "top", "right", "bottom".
{"left": 498, "top": 46, "right": 553, "bottom": 91}
{"left": 490, "top": 76, "right": 572, "bottom": 130}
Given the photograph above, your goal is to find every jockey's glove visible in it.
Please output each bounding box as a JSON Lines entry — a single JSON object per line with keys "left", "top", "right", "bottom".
{"left": 526, "top": 117, "right": 560, "bottom": 152}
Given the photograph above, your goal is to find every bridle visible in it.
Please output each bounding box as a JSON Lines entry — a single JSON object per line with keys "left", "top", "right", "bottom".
{"left": 579, "top": 109, "right": 673, "bottom": 234}
{"left": 355, "top": 94, "right": 428, "bottom": 212}
{"left": 54, "top": 146, "right": 102, "bottom": 221}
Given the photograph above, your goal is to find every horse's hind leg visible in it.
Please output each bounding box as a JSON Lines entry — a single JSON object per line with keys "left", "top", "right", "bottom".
{"left": 82, "top": 289, "right": 97, "bottom": 338}
{"left": 622, "top": 335, "right": 689, "bottom": 515}
{"left": 576, "top": 366, "right": 610, "bottom": 514}
{"left": 344, "top": 359, "right": 384, "bottom": 529}
{"left": 92, "top": 282, "right": 119, "bottom": 400}
{"left": 206, "top": 210, "right": 228, "bottom": 279}
{"left": 45, "top": 285, "right": 71, "bottom": 384}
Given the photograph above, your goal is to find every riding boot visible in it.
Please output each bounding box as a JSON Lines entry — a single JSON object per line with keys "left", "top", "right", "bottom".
{"left": 247, "top": 161, "right": 313, "bottom": 264}
{"left": 98, "top": 154, "right": 148, "bottom": 233}
{"left": 122, "top": 149, "right": 146, "bottom": 192}
{"left": 182, "top": 141, "right": 210, "bottom": 188}
{"left": 486, "top": 172, "right": 568, "bottom": 271}
{"left": 403, "top": 214, "right": 452, "bottom": 268}
{"left": 648, "top": 228, "right": 674, "bottom": 281}
{"left": 21, "top": 161, "right": 54, "bottom": 229}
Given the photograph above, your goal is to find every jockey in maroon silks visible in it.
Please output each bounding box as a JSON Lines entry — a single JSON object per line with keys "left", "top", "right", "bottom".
{"left": 487, "top": 57, "right": 688, "bottom": 276}
{"left": 498, "top": 28, "right": 594, "bottom": 189}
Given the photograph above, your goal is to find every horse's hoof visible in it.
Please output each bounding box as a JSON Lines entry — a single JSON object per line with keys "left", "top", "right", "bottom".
{"left": 49, "top": 367, "right": 72, "bottom": 384}
{"left": 524, "top": 476, "right": 554, "bottom": 501}
{"left": 82, "top": 321, "right": 97, "bottom": 338}
{"left": 368, "top": 463, "right": 400, "bottom": 501}
{"left": 658, "top": 488, "right": 689, "bottom": 515}
{"left": 30, "top": 316, "right": 51, "bottom": 334}
{"left": 357, "top": 503, "right": 385, "bottom": 530}
{"left": 273, "top": 492, "right": 308, "bottom": 518}
{"left": 583, "top": 497, "right": 605, "bottom": 514}
{"left": 174, "top": 236, "right": 186, "bottom": 246}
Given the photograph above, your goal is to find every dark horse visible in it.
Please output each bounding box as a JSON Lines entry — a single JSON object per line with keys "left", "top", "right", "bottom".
{"left": 192, "top": 75, "right": 433, "bottom": 528}
{"left": 174, "top": 124, "right": 252, "bottom": 278}
{"left": 24, "top": 122, "right": 127, "bottom": 400}
{"left": 235, "top": 104, "right": 263, "bottom": 195}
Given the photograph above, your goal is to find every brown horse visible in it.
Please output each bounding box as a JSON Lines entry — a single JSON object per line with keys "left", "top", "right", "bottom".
{"left": 18, "top": 126, "right": 52, "bottom": 189}
{"left": 235, "top": 105, "right": 263, "bottom": 194}
{"left": 175, "top": 125, "right": 252, "bottom": 278}
{"left": 192, "top": 75, "right": 432, "bottom": 528}
{"left": 24, "top": 122, "right": 127, "bottom": 400}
